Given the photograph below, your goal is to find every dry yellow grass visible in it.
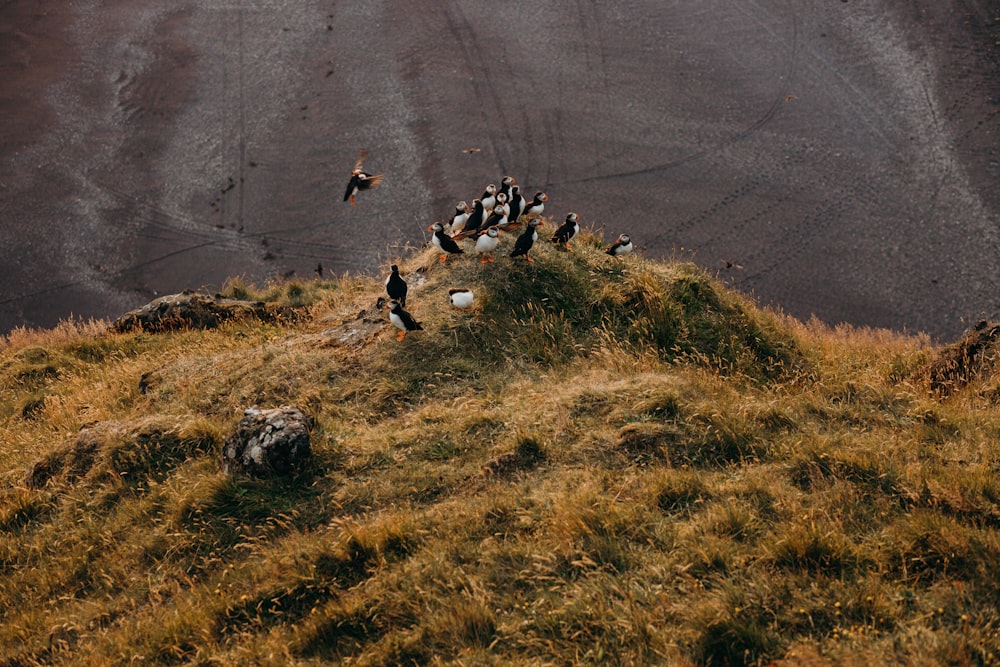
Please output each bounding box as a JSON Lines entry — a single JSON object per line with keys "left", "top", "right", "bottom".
{"left": 1, "top": 230, "right": 998, "bottom": 665}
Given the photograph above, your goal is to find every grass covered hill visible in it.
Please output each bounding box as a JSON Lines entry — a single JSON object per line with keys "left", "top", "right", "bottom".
{"left": 1, "top": 227, "right": 999, "bottom": 665}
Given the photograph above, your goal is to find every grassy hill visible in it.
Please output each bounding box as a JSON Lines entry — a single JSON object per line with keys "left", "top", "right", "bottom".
{"left": 1, "top": 228, "right": 998, "bottom": 665}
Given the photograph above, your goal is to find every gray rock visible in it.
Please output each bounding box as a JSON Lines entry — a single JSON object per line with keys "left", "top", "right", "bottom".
{"left": 222, "top": 406, "right": 313, "bottom": 477}
{"left": 111, "top": 291, "right": 304, "bottom": 333}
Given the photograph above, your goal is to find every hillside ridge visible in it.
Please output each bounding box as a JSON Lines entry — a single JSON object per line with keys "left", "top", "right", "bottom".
{"left": 1, "top": 230, "right": 999, "bottom": 666}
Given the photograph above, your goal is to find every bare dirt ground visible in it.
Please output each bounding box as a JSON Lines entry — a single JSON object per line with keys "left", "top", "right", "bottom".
{"left": 1, "top": 0, "right": 997, "bottom": 340}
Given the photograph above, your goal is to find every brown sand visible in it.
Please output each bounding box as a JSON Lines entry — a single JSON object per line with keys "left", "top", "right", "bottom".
{"left": 1, "top": 0, "right": 997, "bottom": 339}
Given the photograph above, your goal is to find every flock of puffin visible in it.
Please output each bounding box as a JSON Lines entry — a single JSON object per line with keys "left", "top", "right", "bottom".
{"left": 343, "top": 152, "right": 633, "bottom": 341}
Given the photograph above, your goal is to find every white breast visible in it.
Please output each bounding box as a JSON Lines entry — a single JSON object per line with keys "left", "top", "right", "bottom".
{"left": 450, "top": 291, "right": 475, "bottom": 309}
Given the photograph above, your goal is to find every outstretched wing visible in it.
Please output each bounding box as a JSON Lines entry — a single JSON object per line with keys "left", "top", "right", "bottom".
{"left": 353, "top": 148, "right": 368, "bottom": 173}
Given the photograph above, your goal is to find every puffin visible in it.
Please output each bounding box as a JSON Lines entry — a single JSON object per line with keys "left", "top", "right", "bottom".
{"left": 506, "top": 185, "right": 525, "bottom": 223}
{"left": 483, "top": 199, "right": 509, "bottom": 230}
{"left": 475, "top": 226, "right": 501, "bottom": 263}
{"left": 605, "top": 234, "right": 633, "bottom": 257}
{"left": 454, "top": 199, "right": 487, "bottom": 239}
{"left": 494, "top": 191, "right": 509, "bottom": 215}
{"left": 497, "top": 175, "right": 516, "bottom": 202}
{"left": 551, "top": 212, "right": 580, "bottom": 250}
{"left": 448, "top": 288, "right": 475, "bottom": 309}
{"left": 385, "top": 264, "right": 408, "bottom": 306}
{"left": 386, "top": 299, "right": 422, "bottom": 341}
{"left": 509, "top": 218, "right": 544, "bottom": 262}
{"left": 343, "top": 149, "right": 384, "bottom": 206}
{"left": 522, "top": 192, "right": 547, "bottom": 219}
{"left": 447, "top": 201, "right": 471, "bottom": 235}
{"left": 428, "top": 221, "right": 464, "bottom": 261}
{"left": 480, "top": 184, "right": 497, "bottom": 213}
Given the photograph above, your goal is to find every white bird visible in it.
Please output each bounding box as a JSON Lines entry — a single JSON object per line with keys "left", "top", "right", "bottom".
{"left": 447, "top": 201, "right": 471, "bottom": 235}
{"left": 475, "top": 227, "right": 501, "bottom": 263}
{"left": 522, "top": 191, "right": 547, "bottom": 219}
{"left": 606, "top": 234, "right": 633, "bottom": 257}
{"left": 480, "top": 184, "right": 497, "bottom": 213}
{"left": 449, "top": 288, "right": 475, "bottom": 309}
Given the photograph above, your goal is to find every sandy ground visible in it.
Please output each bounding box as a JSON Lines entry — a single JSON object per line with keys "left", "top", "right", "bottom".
{"left": 1, "top": 0, "right": 997, "bottom": 340}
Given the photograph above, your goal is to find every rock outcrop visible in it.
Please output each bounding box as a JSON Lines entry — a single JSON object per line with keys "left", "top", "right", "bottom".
{"left": 112, "top": 291, "right": 301, "bottom": 333}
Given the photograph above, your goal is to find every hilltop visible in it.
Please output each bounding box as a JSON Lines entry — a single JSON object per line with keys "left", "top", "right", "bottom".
{"left": 1, "top": 227, "right": 998, "bottom": 666}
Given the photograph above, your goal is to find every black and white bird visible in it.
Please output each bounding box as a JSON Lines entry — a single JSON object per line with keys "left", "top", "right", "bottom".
{"left": 454, "top": 199, "right": 487, "bottom": 239}
{"left": 605, "top": 234, "right": 633, "bottom": 257}
{"left": 386, "top": 299, "right": 422, "bottom": 341}
{"left": 480, "top": 184, "right": 497, "bottom": 213}
{"left": 448, "top": 288, "right": 475, "bottom": 309}
{"left": 385, "top": 264, "right": 408, "bottom": 306}
{"left": 522, "top": 192, "right": 547, "bottom": 219}
{"left": 475, "top": 226, "right": 501, "bottom": 263}
{"left": 497, "top": 175, "right": 516, "bottom": 202}
{"left": 494, "top": 192, "right": 509, "bottom": 216}
{"left": 343, "top": 149, "right": 383, "bottom": 206}
{"left": 510, "top": 218, "right": 544, "bottom": 262}
{"left": 447, "top": 201, "right": 472, "bottom": 235}
{"left": 506, "top": 185, "right": 525, "bottom": 223}
{"left": 483, "top": 200, "right": 509, "bottom": 230}
{"left": 551, "top": 212, "right": 580, "bottom": 250}
{"left": 429, "top": 222, "right": 464, "bottom": 261}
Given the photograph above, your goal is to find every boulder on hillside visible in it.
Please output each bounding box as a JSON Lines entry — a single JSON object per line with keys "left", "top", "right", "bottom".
{"left": 111, "top": 291, "right": 301, "bottom": 333}
{"left": 222, "top": 406, "right": 313, "bottom": 477}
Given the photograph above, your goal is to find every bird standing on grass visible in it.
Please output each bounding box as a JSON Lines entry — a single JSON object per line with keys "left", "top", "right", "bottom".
{"left": 510, "top": 218, "right": 544, "bottom": 262}
{"left": 522, "top": 192, "right": 547, "bottom": 219}
{"left": 429, "top": 222, "right": 464, "bottom": 261}
{"left": 447, "top": 201, "right": 472, "bottom": 235}
{"left": 449, "top": 288, "right": 475, "bottom": 309}
{"left": 475, "top": 226, "right": 501, "bottom": 263}
{"left": 507, "top": 185, "right": 525, "bottom": 223}
{"left": 343, "top": 149, "right": 383, "bottom": 206}
{"left": 385, "top": 264, "right": 408, "bottom": 307}
{"left": 605, "top": 234, "right": 633, "bottom": 257}
{"left": 386, "top": 300, "right": 422, "bottom": 341}
{"left": 551, "top": 212, "right": 580, "bottom": 250}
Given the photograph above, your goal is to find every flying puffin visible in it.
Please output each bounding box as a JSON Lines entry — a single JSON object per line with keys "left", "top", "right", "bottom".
{"left": 385, "top": 264, "right": 408, "bottom": 306}
{"left": 386, "top": 299, "right": 422, "bottom": 341}
{"left": 447, "top": 201, "right": 472, "bottom": 235}
{"left": 522, "top": 192, "right": 547, "bottom": 219}
{"left": 343, "top": 149, "right": 384, "bottom": 206}
{"left": 475, "top": 226, "right": 501, "bottom": 263}
{"left": 480, "top": 184, "right": 497, "bottom": 213}
{"left": 448, "top": 288, "right": 475, "bottom": 309}
{"left": 509, "top": 218, "right": 544, "bottom": 262}
{"left": 429, "top": 221, "right": 464, "bottom": 261}
{"left": 506, "top": 185, "right": 525, "bottom": 223}
{"left": 605, "top": 234, "right": 633, "bottom": 257}
{"left": 551, "top": 212, "right": 580, "bottom": 250}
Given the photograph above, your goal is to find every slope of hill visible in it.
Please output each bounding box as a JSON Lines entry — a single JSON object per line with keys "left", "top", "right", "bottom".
{"left": 1, "top": 229, "right": 998, "bottom": 665}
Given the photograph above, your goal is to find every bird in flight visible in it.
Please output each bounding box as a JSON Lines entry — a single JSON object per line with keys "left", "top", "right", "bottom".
{"left": 343, "top": 149, "right": 384, "bottom": 206}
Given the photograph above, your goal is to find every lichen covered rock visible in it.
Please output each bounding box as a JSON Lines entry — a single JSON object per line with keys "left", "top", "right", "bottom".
{"left": 222, "top": 406, "right": 312, "bottom": 477}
